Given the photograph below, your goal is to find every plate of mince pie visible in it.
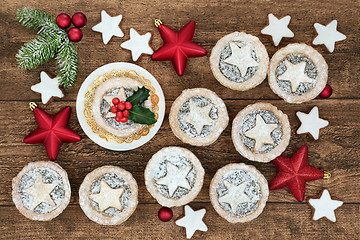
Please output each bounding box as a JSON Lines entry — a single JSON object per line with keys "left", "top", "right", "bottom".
{"left": 76, "top": 62, "right": 165, "bottom": 151}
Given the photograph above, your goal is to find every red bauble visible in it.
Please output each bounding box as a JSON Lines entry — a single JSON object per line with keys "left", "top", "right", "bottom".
{"left": 56, "top": 13, "right": 71, "bottom": 28}
{"left": 158, "top": 207, "right": 173, "bottom": 222}
{"left": 72, "top": 12, "right": 87, "bottom": 28}
{"left": 319, "top": 84, "right": 332, "bottom": 98}
{"left": 24, "top": 106, "right": 81, "bottom": 160}
{"left": 269, "top": 145, "right": 324, "bottom": 202}
{"left": 152, "top": 20, "right": 207, "bottom": 76}
{"left": 68, "top": 27, "right": 83, "bottom": 42}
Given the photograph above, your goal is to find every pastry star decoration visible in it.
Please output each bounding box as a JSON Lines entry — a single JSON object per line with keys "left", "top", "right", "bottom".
{"left": 31, "top": 71, "right": 64, "bottom": 104}
{"left": 120, "top": 28, "right": 153, "bottom": 61}
{"left": 244, "top": 114, "right": 278, "bottom": 152}
{"left": 313, "top": 20, "right": 346, "bottom": 53}
{"left": 269, "top": 145, "right": 324, "bottom": 202}
{"left": 224, "top": 42, "right": 259, "bottom": 77}
{"left": 261, "top": 13, "right": 294, "bottom": 46}
{"left": 278, "top": 60, "right": 314, "bottom": 92}
{"left": 92, "top": 10, "right": 124, "bottom": 44}
{"left": 90, "top": 180, "right": 125, "bottom": 212}
{"left": 22, "top": 173, "right": 57, "bottom": 210}
{"left": 103, "top": 87, "right": 127, "bottom": 118}
{"left": 184, "top": 100, "right": 214, "bottom": 135}
{"left": 175, "top": 205, "right": 208, "bottom": 239}
{"left": 296, "top": 106, "right": 329, "bottom": 140}
{"left": 156, "top": 161, "right": 192, "bottom": 197}
{"left": 219, "top": 180, "right": 250, "bottom": 212}
{"left": 308, "top": 189, "right": 343, "bottom": 222}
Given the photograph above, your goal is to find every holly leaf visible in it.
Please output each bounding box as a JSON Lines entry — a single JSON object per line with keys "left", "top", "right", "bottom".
{"left": 126, "top": 87, "right": 150, "bottom": 106}
{"left": 128, "top": 105, "right": 157, "bottom": 125}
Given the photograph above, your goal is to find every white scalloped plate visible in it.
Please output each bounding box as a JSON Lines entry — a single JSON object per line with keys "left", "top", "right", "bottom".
{"left": 76, "top": 62, "right": 165, "bottom": 151}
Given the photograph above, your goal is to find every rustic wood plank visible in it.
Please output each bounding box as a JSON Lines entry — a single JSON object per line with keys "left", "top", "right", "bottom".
{"left": 1, "top": 203, "right": 358, "bottom": 239}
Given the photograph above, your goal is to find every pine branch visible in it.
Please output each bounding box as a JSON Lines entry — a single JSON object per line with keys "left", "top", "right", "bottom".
{"left": 56, "top": 40, "right": 79, "bottom": 87}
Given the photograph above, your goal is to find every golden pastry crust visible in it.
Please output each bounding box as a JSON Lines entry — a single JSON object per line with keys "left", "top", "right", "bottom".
{"left": 232, "top": 102, "right": 291, "bottom": 163}
{"left": 169, "top": 88, "right": 229, "bottom": 146}
{"left": 12, "top": 161, "right": 71, "bottom": 221}
{"left": 144, "top": 147, "right": 204, "bottom": 207}
{"left": 209, "top": 163, "right": 269, "bottom": 223}
{"left": 268, "top": 43, "right": 328, "bottom": 103}
{"left": 79, "top": 166, "right": 138, "bottom": 225}
{"left": 210, "top": 32, "right": 269, "bottom": 91}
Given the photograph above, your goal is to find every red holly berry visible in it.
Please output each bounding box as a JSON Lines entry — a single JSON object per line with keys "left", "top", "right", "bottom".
{"left": 72, "top": 12, "right": 87, "bottom": 28}
{"left": 117, "top": 103, "right": 125, "bottom": 111}
{"left": 125, "top": 102, "right": 132, "bottom": 110}
{"left": 116, "top": 111, "right": 123, "bottom": 118}
{"left": 110, "top": 106, "right": 118, "bottom": 113}
{"left": 115, "top": 116, "right": 121, "bottom": 122}
{"left": 120, "top": 117, "right": 128, "bottom": 123}
{"left": 56, "top": 13, "right": 71, "bottom": 28}
{"left": 158, "top": 207, "right": 173, "bottom": 222}
{"left": 123, "top": 110, "right": 130, "bottom": 117}
{"left": 68, "top": 27, "right": 83, "bottom": 42}
{"left": 112, "top": 98, "right": 120, "bottom": 105}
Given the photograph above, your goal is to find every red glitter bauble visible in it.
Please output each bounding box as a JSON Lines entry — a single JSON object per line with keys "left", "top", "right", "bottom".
{"left": 158, "top": 207, "right": 173, "bottom": 222}
{"left": 56, "top": 13, "right": 71, "bottom": 28}
{"left": 68, "top": 27, "right": 83, "bottom": 42}
{"left": 72, "top": 12, "right": 87, "bottom": 28}
{"left": 319, "top": 84, "right": 332, "bottom": 98}
{"left": 152, "top": 20, "right": 207, "bottom": 76}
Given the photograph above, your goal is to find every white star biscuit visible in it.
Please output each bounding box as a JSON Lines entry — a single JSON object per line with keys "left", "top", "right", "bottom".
{"left": 313, "top": 20, "right": 346, "bottom": 53}
{"left": 261, "top": 13, "right": 294, "bottom": 46}
{"left": 22, "top": 173, "right": 57, "bottom": 210}
{"left": 31, "top": 71, "right": 64, "bottom": 104}
{"left": 175, "top": 205, "right": 208, "bottom": 239}
{"left": 278, "top": 60, "right": 314, "bottom": 92}
{"left": 219, "top": 180, "right": 250, "bottom": 212}
{"left": 224, "top": 42, "right": 259, "bottom": 77}
{"left": 156, "top": 161, "right": 192, "bottom": 197}
{"left": 183, "top": 100, "right": 214, "bottom": 135}
{"left": 120, "top": 28, "right": 153, "bottom": 61}
{"left": 244, "top": 114, "right": 278, "bottom": 152}
{"left": 296, "top": 106, "right": 328, "bottom": 140}
{"left": 308, "top": 189, "right": 343, "bottom": 222}
{"left": 92, "top": 10, "right": 124, "bottom": 45}
{"left": 90, "top": 180, "right": 125, "bottom": 212}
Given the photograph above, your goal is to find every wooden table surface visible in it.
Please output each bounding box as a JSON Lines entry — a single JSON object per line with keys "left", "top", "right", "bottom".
{"left": 1, "top": 0, "right": 359, "bottom": 239}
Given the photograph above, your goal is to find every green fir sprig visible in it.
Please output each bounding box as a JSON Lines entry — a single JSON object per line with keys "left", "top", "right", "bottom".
{"left": 16, "top": 8, "right": 78, "bottom": 87}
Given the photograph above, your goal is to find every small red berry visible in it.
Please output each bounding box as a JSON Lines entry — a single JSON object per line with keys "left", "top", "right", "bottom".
{"left": 115, "top": 116, "right": 121, "bottom": 122}
{"left": 118, "top": 103, "right": 125, "bottom": 111}
{"left": 72, "top": 12, "right": 87, "bottom": 28}
{"left": 110, "top": 106, "right": 118, "bottom": 113}
{"left": 112, "top": 98, "right": 120, "bottom": 105}
{"left": 116, "top": 111, "right": 123, "bottom": 118}
{"left": 158, "top": 207, "right": 173, "bottom": 222}
{"left": 68, "top": 27, "right": 83, "bottom": 42}
{"left": 120, "top": 117, "right": 128, "bottom": 123}
{"left": 125, "top": 102, "right": 132, "bottom": 110}
{"left": 56, "top": 13, "right": 71, "bottom": 28}
{"left": 123, "top": 110, "right": 130, "bottom": 117}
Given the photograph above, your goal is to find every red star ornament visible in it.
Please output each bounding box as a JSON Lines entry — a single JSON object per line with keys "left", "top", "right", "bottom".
{"left": 151, "top": 19, "right": 207, "bottom": 76}
{"left": 269, "top": 145, "right": 324, "bottom": 202}
{"left": 24, "top": 103, "right": 81, "bottom": 160}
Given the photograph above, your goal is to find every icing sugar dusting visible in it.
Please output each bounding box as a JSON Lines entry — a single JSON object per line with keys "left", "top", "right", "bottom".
{"left": 240, "top": 110, "right": 282, "bottom": 153}
{"left": 217, "top": 170, "right": 261, "bottom": 217}
{"left": 19, "top": 168, "right": 64, "bottom": 214}
{"left": 90, "top": 173, "right": 132, "bottom": 217}
{"left": 178, "top": 96, "right": 218, "bottom": 137}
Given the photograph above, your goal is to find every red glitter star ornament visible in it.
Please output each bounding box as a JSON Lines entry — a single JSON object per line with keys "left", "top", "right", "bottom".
{"left": 151, "top": 19, "right": 207, "bottom": 76}
{"left": 24, "top": 102, "right": 81, "bottom": 160}
{"left": 269, "top": 145, "right": 326, "bottom": 202}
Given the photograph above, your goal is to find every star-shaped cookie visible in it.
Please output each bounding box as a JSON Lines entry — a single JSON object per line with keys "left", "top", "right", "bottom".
{"left": 296, "top": 106, "right": 329, "bottom": 140}
{"left": 278, "top": 60, "right": 314, "bottom": 92}
{"left": 224, "top": 42, "right": 259, "bottom": 77}
{"left": 22, "top": 173, "right": 57, "bottom": 210}
{"left": 261, "top": 13, "right": 294, "bottom": 46}
{"left": 90, "top": 180, "right": 125, "bottom": 212}
{"left": 308, "top": 189, "right": 343, "bottom": 222}
{"left": 183, "top": 100, "right": 214, "bottom": 135}
{"left": 244, "top": 114, "right": 278, "bottom": 152}
{"left": 31, "top": 71, "right": 64, "bottom": 104}
{"left": 313, "top": 20, "right": 346, "bottom": 53}
{"left": 92, "top": 10, "right": 124, "bottom": 44}
{"left": 219, "top": 180, "right": 250, "bottom": 212}
{"left": 120, "top": 28, "right": 153, "bottom": 61}
{"left": 175, "top": 205, "right": 208, "bottom": 239}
